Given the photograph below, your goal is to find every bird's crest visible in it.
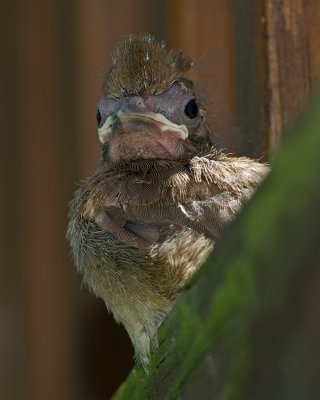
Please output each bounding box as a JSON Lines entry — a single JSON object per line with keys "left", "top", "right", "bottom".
{"left": 103, "top": 34, "right": 192, "bottom": 98}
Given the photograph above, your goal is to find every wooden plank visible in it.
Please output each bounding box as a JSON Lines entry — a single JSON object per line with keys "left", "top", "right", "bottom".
{"left": 0, "top": 2, "right": 20, "bottom": 399}
{"left": 305, "top": 0, "right": 320, "bottom": 93}
{"left": 14, "top": 2, "right": 76, "bottom": 399}
{"left": 265, "top": 0, "right": 311, "bottom": 153}
{"left": 236, "top": 0, "right": 320, "bottom": 157}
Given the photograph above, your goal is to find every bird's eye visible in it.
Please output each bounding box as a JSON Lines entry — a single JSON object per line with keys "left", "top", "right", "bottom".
{"left": 96, "top": 109, "right": 102, "bottom": 126}
{"left": 184, "top": 99, "right": 198, "bottom": 119}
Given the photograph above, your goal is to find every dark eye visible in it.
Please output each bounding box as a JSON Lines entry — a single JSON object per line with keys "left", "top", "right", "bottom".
{"left": 96, "top": 108, "right": 102, "bottom": 126}
{"left": 184, "top": 99, "right": 198, "bottom": 119}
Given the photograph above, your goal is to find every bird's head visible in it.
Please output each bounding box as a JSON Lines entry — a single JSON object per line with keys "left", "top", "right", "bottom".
{"left": 96, "top": 34, "right": 210, "bottom": 165}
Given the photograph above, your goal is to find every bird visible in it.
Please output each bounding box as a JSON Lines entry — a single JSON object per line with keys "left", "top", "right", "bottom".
{"left": 67, "top": 33, "right": 269, "bottom": 368}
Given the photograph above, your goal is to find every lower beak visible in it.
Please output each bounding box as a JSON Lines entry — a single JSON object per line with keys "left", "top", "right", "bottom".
{"left": 98, "top": 112, "right": 188, "bottom": 144}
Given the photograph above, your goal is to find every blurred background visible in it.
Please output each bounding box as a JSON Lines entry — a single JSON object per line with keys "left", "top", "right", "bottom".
{"left": 1, "top": 1, "right": 319, "bottom": 399}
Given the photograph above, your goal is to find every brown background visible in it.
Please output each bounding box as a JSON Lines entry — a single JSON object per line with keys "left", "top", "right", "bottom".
{"left": 1, "top": 1, "right": 319, "bottom": 399}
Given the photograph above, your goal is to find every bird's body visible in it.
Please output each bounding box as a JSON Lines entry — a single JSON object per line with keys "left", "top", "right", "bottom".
{"left": 67, "top": 34, "right": 269, "bottom": 367}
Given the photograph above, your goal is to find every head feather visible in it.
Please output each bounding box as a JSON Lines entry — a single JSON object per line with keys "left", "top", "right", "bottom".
{"left": 103, "top": 33, "right": 192, "bottom": 98}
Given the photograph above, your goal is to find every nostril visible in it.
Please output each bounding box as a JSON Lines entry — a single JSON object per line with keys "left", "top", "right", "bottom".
{"left": 120, "top": 97, "right": 147, "bottom": 113}
{"left": 135, "top": 98, "right": 145, "bottom": 110}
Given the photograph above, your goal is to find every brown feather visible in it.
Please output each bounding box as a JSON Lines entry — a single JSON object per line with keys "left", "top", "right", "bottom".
{"left": 104, "top": 33, "right": 192, "bottom": 98}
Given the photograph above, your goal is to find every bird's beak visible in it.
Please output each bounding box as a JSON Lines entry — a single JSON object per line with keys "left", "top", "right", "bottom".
{"left": 98, "top": 112, "right": 188, "bottom": 144}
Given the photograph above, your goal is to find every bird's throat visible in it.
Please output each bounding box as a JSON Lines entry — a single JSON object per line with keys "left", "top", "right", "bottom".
{"left": 108, "top": 130, "right": 195, "bottom": 163}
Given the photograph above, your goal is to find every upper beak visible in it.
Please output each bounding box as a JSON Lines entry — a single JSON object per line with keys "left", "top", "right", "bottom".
{"left": 98, "top": 111, "right": 188, "bottom": 144}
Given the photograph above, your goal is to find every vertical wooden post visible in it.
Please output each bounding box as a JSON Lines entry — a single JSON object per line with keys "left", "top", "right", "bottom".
{"left": 16, "top": 1, "right": 77, "bottom": 399}
{"left": 0, "top": 2, "right": 78, "bottom": 399}
{"left": 0, "top": 3, "right": 21, "bottom": 399}
{"left": 236, "top": 0, "right": 320, "bottom": 158}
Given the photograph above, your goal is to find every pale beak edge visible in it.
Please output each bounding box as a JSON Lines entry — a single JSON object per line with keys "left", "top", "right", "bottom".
{"left": 98, "top": 112, "right": 188, "bottom": 144}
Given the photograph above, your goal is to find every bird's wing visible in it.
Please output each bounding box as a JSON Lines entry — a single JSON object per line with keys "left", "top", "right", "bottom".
{"left": 83, "top": 157, "right": 269, "bottom": 248}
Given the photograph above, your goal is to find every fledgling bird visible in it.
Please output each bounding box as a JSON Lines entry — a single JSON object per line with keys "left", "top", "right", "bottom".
{"left": 67, "top": 34, "right": 269, "bottom": 368}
